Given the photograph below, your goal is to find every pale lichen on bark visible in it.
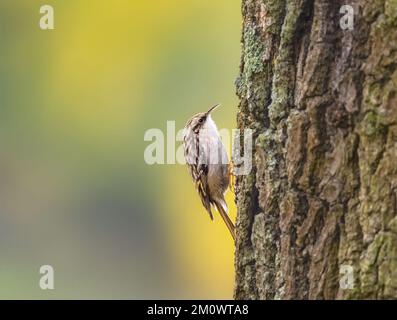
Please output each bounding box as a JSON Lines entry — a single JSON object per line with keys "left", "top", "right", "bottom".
{"left": 235, "top": 0, "right": 397, "bottom": 299}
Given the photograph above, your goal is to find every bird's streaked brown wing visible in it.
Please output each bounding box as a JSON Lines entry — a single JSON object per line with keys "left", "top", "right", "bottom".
{"left": 184, "top": 131, "right": 214, "bottom": 220}
{"left": 195, "top": 164, "right": 213, "bottom": 220}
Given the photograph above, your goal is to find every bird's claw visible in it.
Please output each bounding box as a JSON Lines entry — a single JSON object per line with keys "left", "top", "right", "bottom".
{"left": 229, "top": 162, "right": 236, "bottom": 192}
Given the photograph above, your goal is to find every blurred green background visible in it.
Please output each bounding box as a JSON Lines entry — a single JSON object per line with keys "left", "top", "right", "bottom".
{"left": 0, "top": 1, "right": 241, "bottom": 298}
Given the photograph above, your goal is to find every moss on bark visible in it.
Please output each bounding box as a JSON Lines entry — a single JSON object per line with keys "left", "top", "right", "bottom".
{"left": 235, "top": 0, "right": 397, "bottom": 299}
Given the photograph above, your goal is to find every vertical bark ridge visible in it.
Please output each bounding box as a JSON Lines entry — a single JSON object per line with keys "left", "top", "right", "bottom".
{"left": 235, "top": 0, "right": 397, "bottom": 299}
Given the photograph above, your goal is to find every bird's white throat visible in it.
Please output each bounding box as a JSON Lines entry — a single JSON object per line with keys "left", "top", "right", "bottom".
{"left": 203, "top": 115, "right": 220, "bottom": 137}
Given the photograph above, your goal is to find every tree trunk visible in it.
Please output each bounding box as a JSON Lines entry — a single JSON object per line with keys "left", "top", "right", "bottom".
{"left": 234, "top": 0, "right": 397, "bottom": 299}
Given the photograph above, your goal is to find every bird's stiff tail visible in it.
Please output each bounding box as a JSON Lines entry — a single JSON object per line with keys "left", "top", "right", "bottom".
{"left": 215, "top": 201, "right": 236, "bottom": 242}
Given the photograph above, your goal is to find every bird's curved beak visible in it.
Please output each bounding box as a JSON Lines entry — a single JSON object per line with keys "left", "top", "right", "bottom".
{"left": 206, "top": 104, "right": 220, "bottom": 115}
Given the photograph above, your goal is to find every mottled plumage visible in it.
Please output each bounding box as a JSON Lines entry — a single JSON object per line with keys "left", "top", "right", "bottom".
{"left": 183, "top": 105, "right": 235, "bottom": 241}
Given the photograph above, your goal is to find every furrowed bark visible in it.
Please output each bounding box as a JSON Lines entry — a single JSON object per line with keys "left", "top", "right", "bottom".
{"left": 234, "top": 0, "right": 397, "bottom": 299}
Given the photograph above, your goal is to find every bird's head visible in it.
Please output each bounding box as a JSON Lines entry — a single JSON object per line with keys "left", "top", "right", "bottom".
{"left": 185, "top": 104, "right": 220, "bottom": 133}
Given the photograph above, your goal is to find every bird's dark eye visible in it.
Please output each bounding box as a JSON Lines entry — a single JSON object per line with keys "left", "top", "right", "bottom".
{"left": 199, "top": 117, "right": 204, "bottom": 123}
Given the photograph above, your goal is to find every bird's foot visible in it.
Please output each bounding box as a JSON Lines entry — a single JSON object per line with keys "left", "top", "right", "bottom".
{"left": 229, "top": 162, "right": 236, "bottom": 193}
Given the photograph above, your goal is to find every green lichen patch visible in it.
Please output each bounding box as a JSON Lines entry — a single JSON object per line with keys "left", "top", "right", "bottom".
{"left": 243, "top": 27, "right": 265, "bottom": 80}
{"left": 362, "top": 111, "right": 386, "bottom": 138}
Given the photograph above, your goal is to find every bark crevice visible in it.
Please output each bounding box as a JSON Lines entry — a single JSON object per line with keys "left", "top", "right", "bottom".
{"left": 235, "top": 0, "right": 397, "bottom": 300}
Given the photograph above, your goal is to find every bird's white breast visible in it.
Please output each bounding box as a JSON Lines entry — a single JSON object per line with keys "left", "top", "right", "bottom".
{"left": 200, "top": 115, "right": 229, "bottom": 166}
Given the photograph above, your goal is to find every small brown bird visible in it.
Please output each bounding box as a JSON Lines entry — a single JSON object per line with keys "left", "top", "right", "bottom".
{"left": 183, "top": 104, "right": 235, "bottom": 241}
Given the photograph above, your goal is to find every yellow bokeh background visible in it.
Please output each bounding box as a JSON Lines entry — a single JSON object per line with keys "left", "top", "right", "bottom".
{"left": 0, "top": 0, "right": 241, "bottom": 298}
